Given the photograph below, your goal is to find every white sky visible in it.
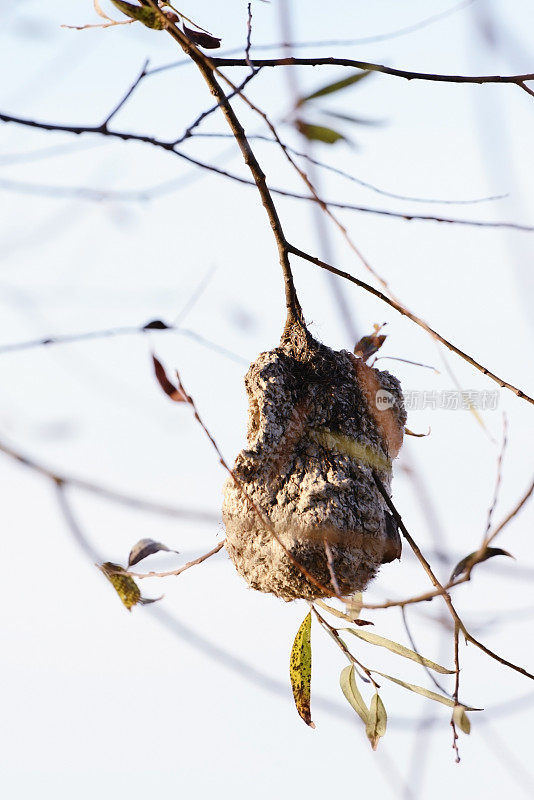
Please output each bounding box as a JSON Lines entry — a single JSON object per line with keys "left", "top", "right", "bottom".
{"left": 0, "top": 1, "right": 533, "bottom": 798}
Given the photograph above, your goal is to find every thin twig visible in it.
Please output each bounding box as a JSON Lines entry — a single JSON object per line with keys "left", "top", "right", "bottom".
{"left": 288, "top": 244, "right": 534, "bottom": 405}
{"left": 212, "top": 56, "right": 534, "bottom": 95}
{"left": 482, "top": 415, "right": 508, "bottom": 543}
{"left": 102, "top": 59, "right": 150, "bottom": 127}
{"left": 127, "top": 540, "right": 225, "bottom": 579}
{"left": 451, "top": 621, "right": 461, "bottom": 762}
{"left": 1, "top": 114, "right": 532, "bottom": 231}
{"left": 373, "top": 472, "right": 534, "bottom": 681}
{"left": 311, "top": 604, "right": 379, "bottom": 687}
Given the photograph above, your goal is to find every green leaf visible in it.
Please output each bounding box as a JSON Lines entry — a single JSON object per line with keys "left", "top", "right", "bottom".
{"left": 98, "top": 562, "right": 162, "bottom": 610}
{"left": 452, "top": 704, "right": 471, "bottom": 735}
{"left": 322, "top": 109, "right": 384, "bottom": 126}
{"left": 297, "top": 71, "right": 371, "bottom": 105}
{"left": 343, "top": 628, "right": 454, "bottom": 674}
{"left": 110, "top": 0, "right": 166, "bottom": 29}
{"left": 450, "top": 547, "right": 514, "bottom": 581}
{"left": 290, "top": 612, "right": 315, "bottom": 728}
{"left": 99, "top": 562, "right": 141, "bottom": 610}
{"left": 340, "top": 665, "right": 369, "bottom": 724}
{"left": 373, "top": 670, "right": 481, "bottom": 711}
{"left": 366, "top": 693, "right": 387, "bottom": 750}
{"left": 296, "top": 120, "right": 346, "bottom": 145}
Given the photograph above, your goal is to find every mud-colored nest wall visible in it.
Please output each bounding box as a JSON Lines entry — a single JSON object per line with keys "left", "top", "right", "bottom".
{"left": 222, "top": 323, "right": 406, "bottom": 601}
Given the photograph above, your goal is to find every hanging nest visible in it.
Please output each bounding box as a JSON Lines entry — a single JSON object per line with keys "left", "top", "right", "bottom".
{"left": 222, "top": 320, "right": 407, "bottom": 601}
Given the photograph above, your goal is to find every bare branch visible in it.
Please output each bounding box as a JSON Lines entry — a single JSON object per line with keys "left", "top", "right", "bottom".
{"left": 212, "top": 56, "right": 534, "bottom": 93}
{"left": 127, "top": 540, "right": 225, "bottom": 579}
{"left": 288, "top": 244, "right": 534, "bottom": 405}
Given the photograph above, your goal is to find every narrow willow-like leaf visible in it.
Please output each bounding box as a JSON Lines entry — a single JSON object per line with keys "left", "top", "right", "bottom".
{"left": 450, "top": 547, "right": 514, "bottom": 581}
{"left": 296, "top": 121, "right": 346, "bottom": 145}
{"left": 373, "top": 670, "right": 480, "bottom": 711}
{"left": 110, "top": 0, "right": 166, "bottom": 29}
{"left": 452, "top": 704, "right": 471, "bottom": 734}
{"left": 339, "top": 665, "right": 369, "bottom": 724}
{"left": 322, "top": 109, "right": 384, "bottom": 126}
{"left": 297, "top": 71, "right": 371, "bottom": 105}
{"left": 290, "top": 612, "right": 315, "bottom": 728}
{"left": 344, "top": 628, "right": 454, "bottom": 674}
{"left": 366, "top": 693, "right": 387, "bottom": 750}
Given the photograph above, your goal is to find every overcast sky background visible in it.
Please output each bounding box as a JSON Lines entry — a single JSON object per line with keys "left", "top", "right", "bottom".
{"left": 1, "top": 1, "right": 533, "bottom": 798}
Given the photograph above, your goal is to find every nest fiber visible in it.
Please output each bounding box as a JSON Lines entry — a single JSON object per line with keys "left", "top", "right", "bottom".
{"left": 223, "top": 323, "right": 406, "bottom": 601}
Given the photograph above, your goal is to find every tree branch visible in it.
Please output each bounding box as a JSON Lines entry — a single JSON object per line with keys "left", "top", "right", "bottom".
{"left": 212, "top": 56, "right": 534, "bottom": 96}
{"left": 288, "top": 244, "right": 534, "bottom": 405}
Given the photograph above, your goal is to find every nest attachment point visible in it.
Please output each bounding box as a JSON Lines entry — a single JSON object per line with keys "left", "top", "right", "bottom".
{"left": 222, "top": 321, "right": 406, "bottom": 602}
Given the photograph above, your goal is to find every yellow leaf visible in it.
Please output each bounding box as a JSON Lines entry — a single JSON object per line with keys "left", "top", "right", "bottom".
{"left": 290, "top": 612, "right": 315, "bottom": 728}
{"left": 452, "top": 704, "right": 471, "bottom": 734}
{"left": 99, "top": 562, "right": 141, "bottom": 611}
{"left": 340, "top": 665, "right": 369, "bottom": 725}
{"left": 366, "top": 693, "right": 387, "bottom": 750}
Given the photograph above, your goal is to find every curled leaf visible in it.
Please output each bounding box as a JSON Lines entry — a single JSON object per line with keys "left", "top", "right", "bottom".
{"left": 405, "top": 427, "right": 431, "bottom": 438}
{"left": 183, "top": 24, "right": 221, "bottom": 49}
{"left": 343, "top": 628, "right": 454, "bottom": 674}
{"left": 128, "top": 538, "right": 178, "bottom": 567}
{"left": 366, "top": 693, "right": 387, "bottom": 750}
{"left": 143, "top": 319, "right": 170, "bottom": 330}
{"left": 340, "top": 664, "right": 369, "bottom": 725}
{"left": 354, "top": 324, "right": 387, "bottom": 361}
{"left": 110, "top": 0, "right": 166, "bottom": 29}
{"left": 452, "top": 705, "right": 471, "bottom": 735}
{"left": 152, "top": 355, "right": 188, "bottom": 402}
{"left": 297, "top": 71, "right": 371, "bottom": 106}
{"left": 450, "top": 547, "right": 514, "bottom": 581}
{"left": 290, "top": 612, "right": 315, "bottom": 728}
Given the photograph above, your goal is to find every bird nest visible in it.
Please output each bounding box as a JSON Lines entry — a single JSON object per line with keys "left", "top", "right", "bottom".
{"left": 222, "top": 321, "right": 406, "bottom": 601}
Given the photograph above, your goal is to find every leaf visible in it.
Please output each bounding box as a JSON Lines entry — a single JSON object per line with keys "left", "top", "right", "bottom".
{"left": 366, "top": 693, "right": 387, "bottom": 750}
{"left": 127, "top": 538, "right": 179, "bottom": 567}
{"left": 296, "top": 120, "right": 346, "bottom": 145}
{"left": 99, "top": 562, "right": 141, "bottom": 610}
{"left": 290, "top": 612, "right": 315, "bottom": 728}
{"left": 343, "top": 629, "right": 454, "bottom": 675}
{"left": 405, "top": 427, "right": 431, "bottom": 437}
{"left": 297, "top": 70, "right": 371, "bottom": 105}
{"left": 143, "top": 319, "right": 170, "bottom": 330}
{"left": 152, "top": 355, "right": 188, "bottom": 402}
{"left": 373, "top": 670, "right": 481, "bottom": 711}
{"left": 340, "top": 664, "right": 369, "bottom": 724}
{"left": 183, "top": 24, "right": 221, "bottom": 49}
{"left": 345, "top": 592, "right": 363, "bottom": 621}
{"left": 99, "top": 562, "right": 162, "bottom": 610}
{"left": 110, "top": 0, "right": 166, "bottom": 29}
{"left": 321, "top": 109, "right": 385, "bottom": 126}
{"left": 450, "top": 547, "right": 514, "bottom": 581}
{"left": 452, "top": 704, "right": 471, "bottom": 735}
{"left": 354, "top": 324, "right": 387, "bottom": 361}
